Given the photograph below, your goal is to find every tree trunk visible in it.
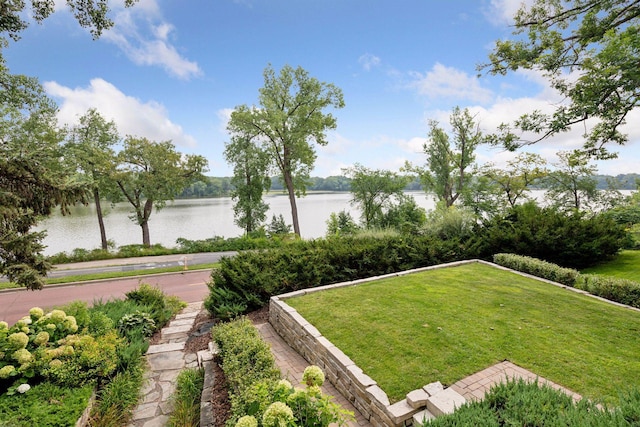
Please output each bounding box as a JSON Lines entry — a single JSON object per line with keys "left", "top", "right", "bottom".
{"left": 93, "top": 188, "right": 108, "bottom": 251}
{"left": 283, "top": 171, "right": 301, "bottom": 236}
{"left": 141, "top": 199, "right": 154, "bottom": 247}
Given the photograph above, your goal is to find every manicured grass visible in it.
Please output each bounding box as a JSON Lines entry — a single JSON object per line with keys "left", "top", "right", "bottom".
{"left": 287, "top": 262, "right": 640, "bottom": 404}
{"left": 0, "top": 264, "right": 218, "bottom": 291}
{"left": 582, "top": 250, "right": 640, "bottom": 281}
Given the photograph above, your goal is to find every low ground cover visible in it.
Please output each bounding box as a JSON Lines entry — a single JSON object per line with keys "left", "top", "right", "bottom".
{"left": 286, "top": 262, "right": 640, "bottom": 404}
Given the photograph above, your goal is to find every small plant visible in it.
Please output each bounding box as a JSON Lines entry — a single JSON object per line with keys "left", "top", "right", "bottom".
{"left": 262, "top": 401, "right": 294, "bottom": 427}
{"left": 168, "top": 368, "right": 204, "bottom": 427}
{"left": 577, "top": 274, "right": 640, "bottom": 308}
{"left": 118, "top": 311, "right": 156, "bottom": 337}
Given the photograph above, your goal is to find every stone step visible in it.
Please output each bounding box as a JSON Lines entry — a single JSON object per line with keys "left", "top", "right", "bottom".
{"left": 426, "top": 388, "right": 466, "bottom": 417}
{"left": 412, "top": 409, "right": 435, "bottom": 426}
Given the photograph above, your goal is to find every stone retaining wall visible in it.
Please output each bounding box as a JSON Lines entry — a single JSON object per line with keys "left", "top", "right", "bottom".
{"left": 269, "top": 260, "right": 476, "bottom": 427}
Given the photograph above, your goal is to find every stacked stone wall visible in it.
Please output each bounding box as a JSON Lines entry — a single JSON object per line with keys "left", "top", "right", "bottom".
{"left": 268, "top": 260, "right": 475, "bottom": 427}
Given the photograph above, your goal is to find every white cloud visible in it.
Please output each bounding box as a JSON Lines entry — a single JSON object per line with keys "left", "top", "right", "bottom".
{"left": 103, "top": 1, "right": 201, "bottom": 79}
{"left": 217, "top": 108, "right": 234, "bottom": 132}
{"left": 358, "top": 53, "right": 381, "bottom": 71}
{"left": 44, "top": 78, "right": 197, "bottom": 147}
{"left": 484, "top": 0, "right": 534, "bottom": 26}
{"left": 408, "top": 63, "right": 493, "bottom": 103}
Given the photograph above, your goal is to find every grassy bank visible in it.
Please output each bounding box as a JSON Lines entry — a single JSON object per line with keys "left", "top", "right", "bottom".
{"left": 287, "top": 262, "right": 640, "bottom": 404}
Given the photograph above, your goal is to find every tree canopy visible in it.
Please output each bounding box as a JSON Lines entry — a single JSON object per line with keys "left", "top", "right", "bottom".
{"left": 416, "top": 107, "right": 482, "bottom": 207}
{"left": 0, "top": 0, "right": 138, "bottom": 41}
{"left": 345, "top": 164, "right": 411, "bottom": 229}
{"left": 114, "top": 137, "right": 208, "bottom": 247}
{"left": 224, "top": 131, "right": 271, "bottom": 234}
{"left": 482, "top": 0, "right": 640, "bottom": 158}
{"left": 65, "top": 109, "right": 120, "bottom": 250}
{"left": 227, "top": 64, "right": 344, "bottom": 236}
{"left": 0, "top": 80, "right": 86, "bottom": 289}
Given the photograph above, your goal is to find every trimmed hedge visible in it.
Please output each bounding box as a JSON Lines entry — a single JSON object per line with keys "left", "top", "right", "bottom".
{"left": 493, "top": 253, "right": 640, "bottom": 309}
{"left": 424, "top": 379, "right": 640, "bottom": 426}
{"left": 493, "top": 253, "right": 580, "bottom": 287}
{"left": 205, "top": 235, "right": 467, "bottom": 318}
{"left": 577, "top": 274, "right": 640, "bottom": 309}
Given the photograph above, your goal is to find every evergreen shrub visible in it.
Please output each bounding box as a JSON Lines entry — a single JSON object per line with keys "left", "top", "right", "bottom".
{"left": 424, "top": 379, "right": 640, "bottom": 426}
{"left": 205, "top": 234, "right": 466, "bottom": 319}
{"left": 471, "top": 202, "right": 627, "bottom": 269}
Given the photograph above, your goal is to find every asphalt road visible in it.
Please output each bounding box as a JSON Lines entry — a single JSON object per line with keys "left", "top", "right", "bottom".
{"left": 47, "top": 251, "right": 237, "bottom": 278}
{"left": 0, "top": 270, "right": 212, "bottom": 326}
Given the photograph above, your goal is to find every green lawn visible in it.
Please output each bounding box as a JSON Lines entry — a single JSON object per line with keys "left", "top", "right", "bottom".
{"left": 581, "top": 250, "right": 640, "bottom": 281}
{"left": 287, "top": 262, "right": 640, "bottom": 404}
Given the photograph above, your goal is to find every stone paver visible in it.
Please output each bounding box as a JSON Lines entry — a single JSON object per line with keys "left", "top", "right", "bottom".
{"left": 127, "top": 301, "right": 203, "bottom": 427}
{"left": 449, "top": 360, "right": 582, "bottom": 403}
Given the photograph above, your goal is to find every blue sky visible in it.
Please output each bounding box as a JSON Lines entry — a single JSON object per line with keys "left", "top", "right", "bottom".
{"left": 6, "top": 0, "right": 639, "bottom": 177}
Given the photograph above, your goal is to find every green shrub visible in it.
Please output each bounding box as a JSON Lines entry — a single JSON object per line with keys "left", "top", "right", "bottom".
{"left": 205, "top": 234, "right": 466, "bottom": 318}
{"left": 493, "top": 253, "right": 580, "bottom": 286}
{"left": 212, "top": 318, "right": 280, "bottom": 397}
{"left": 471, "top": 202, "right": 627, "bottom": 269}
{"left": 168, "top": 368, "right": 204, "bottom": 427}
{"left": 577, "top": 274, "right": 640, "bottom": 309}
{"left": 124, "top": 283, "right": 186, "bottom": 328}
{"left": 37, "top": 331, "right": 122, "bottom": 387}
{"left": 0, "top": 306, "right": 121, "bottom": 392}
{"left": 213, "top": 319, "right": 353, "bottom": 427}
{"left": 176, "top": 234, "right": 285, "bottom": 253}
{"left": 425, "top": 379, "right": 639, "bottom": 426}
{"left": 117, "top": 311, "right": 156, "bottom": 337}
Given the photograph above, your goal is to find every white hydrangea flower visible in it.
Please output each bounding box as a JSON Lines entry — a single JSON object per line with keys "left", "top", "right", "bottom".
{"left": 16, "top": 383, "right": 31, "bottom": 394}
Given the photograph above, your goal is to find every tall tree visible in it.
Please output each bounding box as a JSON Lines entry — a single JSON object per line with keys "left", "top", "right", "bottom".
{"left": 482, "top": 0, "right": 640, "bottom": 158}
{"left": 224, "top": 131, "right": 271, "bottom": 234}
{"left": 345, "top": 164, "right": 410, "bottom": 229}
{"left": 114, "top": 137, "right": 208, "bottom": 246}
{"left": 65, "top": 109, "right": 119, "bottom": 250}
{"left": 543, "top": 150, "right": 599, "bottom": 211}
{"left": 474, "top": 152, "right": 549, "bottom": 215}
{"left": 0, "top": 77, "right": 86, "bottom": 289}
{"left": 227, "top": 64, "right": 345, "bottom": 236}
{"left": 418, "top": 107, "right": 482, "bottom": 207}
{"left": 0, "top": 0, "right": 138, "bottom": 289}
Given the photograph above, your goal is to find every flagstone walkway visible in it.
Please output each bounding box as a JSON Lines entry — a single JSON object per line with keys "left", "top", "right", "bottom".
{"left": 128, "top": 301, "right": 203, "bottom": 427}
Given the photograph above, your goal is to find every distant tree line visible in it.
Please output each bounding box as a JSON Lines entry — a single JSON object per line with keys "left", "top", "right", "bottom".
{"left": 179, "top": 173, "right": 637, "bottom": 199}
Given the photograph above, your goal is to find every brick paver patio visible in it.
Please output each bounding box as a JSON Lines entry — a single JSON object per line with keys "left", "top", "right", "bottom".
{"left": 450, "top": 360, "right": 581, "bottom": 402}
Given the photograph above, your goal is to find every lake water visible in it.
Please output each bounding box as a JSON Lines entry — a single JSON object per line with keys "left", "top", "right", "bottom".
{"left": 36, "top": 192, "right": 438, "bottom": 256}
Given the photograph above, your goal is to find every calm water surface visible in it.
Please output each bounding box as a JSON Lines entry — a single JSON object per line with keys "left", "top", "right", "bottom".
{"left": 36, "top": 192, "right": 438, "bottom": 256}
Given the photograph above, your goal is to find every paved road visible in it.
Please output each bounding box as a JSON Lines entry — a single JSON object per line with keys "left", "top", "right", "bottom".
{"left": 0, "top": 270, "right": 212, "bottom": 325}
{"left": 48, "top": 251, "right": 237, "bottom": 278}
